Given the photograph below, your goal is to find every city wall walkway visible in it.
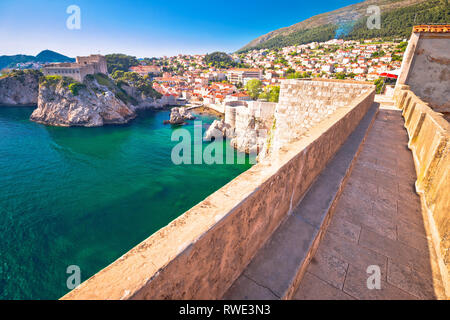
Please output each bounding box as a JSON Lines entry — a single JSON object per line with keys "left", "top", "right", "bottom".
{"left": 293, "top": 102, "right": 446, "bottom": 300}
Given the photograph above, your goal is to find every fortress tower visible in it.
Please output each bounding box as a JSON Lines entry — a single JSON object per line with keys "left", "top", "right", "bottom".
{"left": 42, "top": 54, "right": 108, "bottom": 82}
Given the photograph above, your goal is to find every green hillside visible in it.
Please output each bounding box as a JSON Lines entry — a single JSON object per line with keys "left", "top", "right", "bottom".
{"left": 239, "top": 0, "right": 449, "bottom": 52}
{"left": 0, "top": 50, "right": 74, "bottom": 70}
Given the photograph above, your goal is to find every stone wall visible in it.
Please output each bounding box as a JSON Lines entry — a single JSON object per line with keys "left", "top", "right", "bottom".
{"left": 395, "top": 85, "right": 450, "bottom": 296}
{"left": 229, "top": 101, "right": 277, "bottom": 154}
{"left": 207, "top": 103, "right": 225, "bottom": 114}
{"left": 62, "top": 81, "right": 375, "bottom": 300}
{"left": 397, "top": 31, "right": 450, "bottom": 119}
{"left": 269, "top": 79, "right": 374, "bottom": 156}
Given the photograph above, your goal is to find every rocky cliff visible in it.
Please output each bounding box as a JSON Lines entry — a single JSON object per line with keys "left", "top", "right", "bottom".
{"left": 0, "top": 70, "right": 41, "bottom": 105}
{"left": 30, "top": 75, "right": 136, "bottom": 127}
{"left": 204, "top": 103, "right": 273, "bottom": 155}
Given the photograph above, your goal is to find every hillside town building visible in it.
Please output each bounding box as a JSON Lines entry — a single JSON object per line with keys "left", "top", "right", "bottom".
{"left": 129, "top": 65, "right": 161, "bottom": 76}
{"left": 226, "top": 68, "right": 262, "bottom": 85}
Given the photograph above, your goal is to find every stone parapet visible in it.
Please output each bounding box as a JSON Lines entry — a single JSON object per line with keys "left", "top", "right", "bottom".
{"left": 394, "top": 86, "right": 450, "bottom": 297}
{"left": 271, "top": 79, "right": 374, "bottom": 155}
{"left": 396, "top": 28, "right": 450, "bottom": 119}
{"left": 62, "top": 82, "right": 375, "bottom": 300}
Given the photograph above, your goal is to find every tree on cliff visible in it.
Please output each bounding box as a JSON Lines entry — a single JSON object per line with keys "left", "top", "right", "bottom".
{"left": 111, "top": 71, "right": 161, "bottom": 99}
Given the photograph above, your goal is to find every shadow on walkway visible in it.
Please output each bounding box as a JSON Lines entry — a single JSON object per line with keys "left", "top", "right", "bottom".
{"left": 294, "top": 107, "right": 446, "bottom": 300}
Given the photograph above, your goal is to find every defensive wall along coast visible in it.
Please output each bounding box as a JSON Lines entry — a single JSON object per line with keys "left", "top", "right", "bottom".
{"left": 63, "top": 79, "right": 376, "bottom": 300}
{"left": 394, "top": 86, "right": 449, "bottom": 297}
{"left": 397, "top": 25, "right": 450, "bottom": 120}
{"left": 394, "top": 25, "right": 450, "bottom": 296}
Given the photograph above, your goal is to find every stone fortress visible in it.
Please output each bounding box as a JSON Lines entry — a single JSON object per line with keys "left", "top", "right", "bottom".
{"left": 62, "top": 26, "right": 449, "bottom": 300}
{"left": 207, "top": 79, "right": 373, "bottom": 158}
{"left": 42, "top": 54, "right": 108, "bottom": 82}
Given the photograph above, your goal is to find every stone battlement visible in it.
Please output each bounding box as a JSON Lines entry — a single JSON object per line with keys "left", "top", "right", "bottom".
{"left": 62, "top": 80, "right": 375, "bottom": 300}
{"left": 397, "top": 25, "right": 450, "bottom": 120}
{"left": 42, "top": 54, "right": 108, "bottom": 82}
{"left": 61, "top": 27, "right": 449, "bottom": 301}
{"left": 395, "top": 85, "right": 450, "bottom": 296}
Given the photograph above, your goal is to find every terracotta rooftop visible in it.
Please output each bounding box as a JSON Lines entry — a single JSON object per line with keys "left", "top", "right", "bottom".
{"left": 413, "top": 25, "right": 450, "bottom": 33}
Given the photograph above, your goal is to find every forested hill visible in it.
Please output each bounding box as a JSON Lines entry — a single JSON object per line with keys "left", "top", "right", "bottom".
{"left": 0, "top": 50, "right": 74, "bottom": 70}
{"left": 238, "top": 0, "right": 449, "bottom": 52}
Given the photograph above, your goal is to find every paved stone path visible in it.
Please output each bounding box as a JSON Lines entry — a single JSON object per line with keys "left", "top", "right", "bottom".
{"left": 293, "top": 104, "right": 446, "bottom": 300}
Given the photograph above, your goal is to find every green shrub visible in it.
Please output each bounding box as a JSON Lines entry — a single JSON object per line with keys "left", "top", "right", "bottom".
{"left": 39, "top": 75, "right": 63, "bottom": 86}
{"left": 68, "top": 82, "right": 86, "bottom": 96}
{"left": 94, "top": 73, "right": 114, "bottom": 87}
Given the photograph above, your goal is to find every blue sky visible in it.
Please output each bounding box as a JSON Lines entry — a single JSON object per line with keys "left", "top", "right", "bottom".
{"left": 0, "top": 0, "right": 361, "bottom": 58}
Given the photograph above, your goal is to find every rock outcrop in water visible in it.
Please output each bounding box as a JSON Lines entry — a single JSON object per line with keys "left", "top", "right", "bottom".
{"left": 165, "top": 107, "right": 196, "bottom": 125}
{"left": 204, "top": 119, "right": 234, "bottom": 140}
{"left": 30, "top": 74, "right": 136, "bottom": 127}
{"left": 0, "top": 70, "right": 41, "bottom": 106}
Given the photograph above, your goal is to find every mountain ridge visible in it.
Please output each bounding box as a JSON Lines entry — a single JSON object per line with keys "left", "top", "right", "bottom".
{"left": 238, "top": 0, "right": 446, "bottom": 51}
{"left": 0, "top": 50, "right": 75, "bottom": 70}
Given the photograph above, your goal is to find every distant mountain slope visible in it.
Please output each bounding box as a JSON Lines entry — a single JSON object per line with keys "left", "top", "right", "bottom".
{"left": 0, "top": 50, "right": 75, "bottom": 70}
{"left": 34, "top": 50, "right": 74, "bottom": 63}
{"left": 0, "top": 54, "right": 35, "bottom": 70}
{"left": 239, "top": 0, "right": 449, "bottom": 51}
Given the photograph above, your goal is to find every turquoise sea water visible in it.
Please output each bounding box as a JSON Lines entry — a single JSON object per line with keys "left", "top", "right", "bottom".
{"left": 0, "top": 106, "right": 253, "bottom": 300}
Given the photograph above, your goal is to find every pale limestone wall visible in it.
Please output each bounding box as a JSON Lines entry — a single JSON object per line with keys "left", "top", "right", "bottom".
{"left": 76, "top": 55, "right": 108, "bottom": 74}
{"left": 62, "top": 83, "right": 374, "bottom": 300}
{"left": 395, "top": 86, "right": 450, "bottom": 297}
{"left": 397, "top": 32, "right": 450, "bottom": 118}
{"left": 224, "top": 105, "right": 238, "bottom": 127}
{"left": 271, "top": 79, "right": 373, "bottom": 154}
{"left": 207, "top": 103, "right": 225, "bottom": 114}
{"left": 226, "top": 101, "right": 277, "bottom": 154}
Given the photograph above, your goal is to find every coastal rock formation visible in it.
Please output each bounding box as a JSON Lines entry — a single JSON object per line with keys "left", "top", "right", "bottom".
{"left": 120, "top": 83, "right": 164, "bottom": 110}
{"left": 218, "top": 102, "right": 276, "bottom": 155}
{"left": 0, "top": 70, "right": 41, "bottom": 105}
{"left": 229, "top": 114, "right": 268, "bottom": 155}
{"left": 30, "top": 75, "right": 136, "bottom": 127}
{"left": 204, "top": 116, "right": 266, "bottom": 155}
{"left": 165, "top": 107, "right": 195, "bottom": 125}
{"left": 204, "top": 119, "right": 234, "bottom": 141}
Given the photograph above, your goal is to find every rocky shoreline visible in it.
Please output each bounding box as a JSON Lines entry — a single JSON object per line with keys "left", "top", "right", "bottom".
{"left": 0, "top": 70, "right": 41, "bottom": 106}
{"left": 0, "top": 71, "right": 174, "bottom": 127}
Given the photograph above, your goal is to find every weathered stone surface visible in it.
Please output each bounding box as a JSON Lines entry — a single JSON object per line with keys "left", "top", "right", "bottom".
{"left": 294, "top": 104, "right": 447, "bottom": 300}
{"left": 226, "top": 99, "right": 378, "bottom": 300}
{"left": 397, "top": 31, "right": 450, "bottom": 118}
{"left": 62, "top": 80, "right": 375, "bottom": 300}
{"left": 307, "top": 247, "right": 349, "bottom": 289}
{"left": 293, "top": 272, "right": 354, "bottom": 300}
{"left": 266, "top": 79, "right": 374, "bottom": 158}
{"left": 0, "top": 70, "right": 40, "bottom": 105}
{"left": 166, "top": 107, "right": 195, "bottom": 125}
{"left": 394, "top": 86, "right": 450, "bottom": 296}
{"left": 30, "top": 76, "right": 136, "bottom": 127}
{"left": 343, "top": 265, "right": 417, "bottom": 300}
{"left": 222, "top": 275, "right": 279, "bottom": 300}
{"left": 204, "top": 119, "right": 233, "bottom": 141}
